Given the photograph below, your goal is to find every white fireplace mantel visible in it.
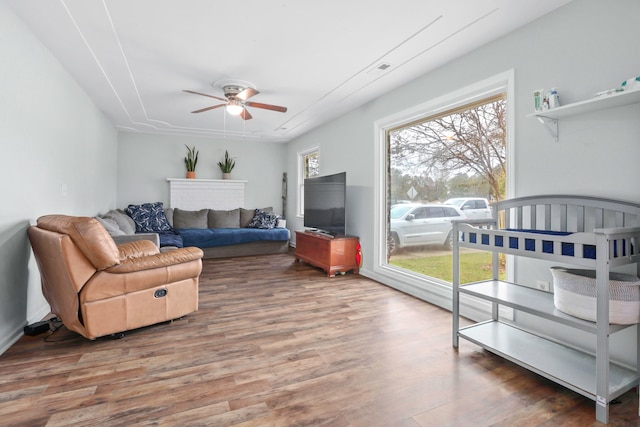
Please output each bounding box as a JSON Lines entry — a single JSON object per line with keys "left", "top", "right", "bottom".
{"left": 167, "top": 178, "right": 247, "bottom": 210}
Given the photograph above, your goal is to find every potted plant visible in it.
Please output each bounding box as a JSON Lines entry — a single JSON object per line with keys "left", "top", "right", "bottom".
{"left": 185, "top": 145, "right": 198, "bottom": 178}
{"left": 217, "top": 150, "right": 235, "bottom": 179}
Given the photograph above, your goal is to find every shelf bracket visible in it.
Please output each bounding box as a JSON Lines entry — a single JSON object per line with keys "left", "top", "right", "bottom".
{"left": 537, "top": 116, "right": 559, "bottom": 142}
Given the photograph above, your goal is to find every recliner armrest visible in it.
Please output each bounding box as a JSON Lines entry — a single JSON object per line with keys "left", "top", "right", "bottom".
{"left": 105, "top": 247, "right": 204, "bottom": 274}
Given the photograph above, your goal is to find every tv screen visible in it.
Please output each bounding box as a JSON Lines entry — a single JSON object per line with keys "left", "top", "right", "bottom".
{"left": 304, "top": 172, "right": 346, "bottom": 236}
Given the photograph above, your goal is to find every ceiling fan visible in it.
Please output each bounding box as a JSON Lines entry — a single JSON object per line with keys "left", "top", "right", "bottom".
{"left": 183, "top": 85, "right": 287, "bottom": 120}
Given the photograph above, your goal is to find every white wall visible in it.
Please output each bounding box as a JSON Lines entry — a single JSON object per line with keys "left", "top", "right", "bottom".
{"left": 117, "top": 132, "right": 287, "bottom": 214}
{"left": 0, "top": 3, "right": 118, "bottom": 353}
{"left": 287, "top": 0, "right": 640, "bottom": 277}
{"left": 4, "top": 0, "right": 640, "bottom": 362}
{"left": 284, "top": 0, "right": 640, "bottom": 364}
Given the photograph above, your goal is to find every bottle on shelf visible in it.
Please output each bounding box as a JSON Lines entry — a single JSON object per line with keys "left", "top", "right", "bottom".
{"left": 548, "top": 88, "right": 560, "bottom": 109}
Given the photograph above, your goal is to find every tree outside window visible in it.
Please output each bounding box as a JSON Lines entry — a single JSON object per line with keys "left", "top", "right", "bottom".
{"left": 387, "top": 95, "right": 507, "bottom": 283}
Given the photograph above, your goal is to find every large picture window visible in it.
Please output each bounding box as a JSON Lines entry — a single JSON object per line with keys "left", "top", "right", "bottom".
{"left": 387, "top": 94, "right": 506, "bottom": 283}
{"left": 373, "top": 71, "right": 514, "bottom": 299}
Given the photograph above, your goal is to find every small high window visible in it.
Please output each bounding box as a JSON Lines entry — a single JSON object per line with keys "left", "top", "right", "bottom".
{"left": 298, "top": 148, "right": 319, "bottom": 216}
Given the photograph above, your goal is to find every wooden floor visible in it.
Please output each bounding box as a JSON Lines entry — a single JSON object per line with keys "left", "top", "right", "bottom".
{"left": 1, "top": 251, "right": 638, "bottom": 426}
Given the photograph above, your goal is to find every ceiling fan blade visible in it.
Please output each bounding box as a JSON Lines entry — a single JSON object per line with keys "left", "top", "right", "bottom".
{"left": 245, "top": 101, "right": 287, "bottom": 113}
{"left": 191, "top": 104, "right": 225, "bottom": 113}
{"left": 183, "top": 90, "right": 227, "bottom": 102}
{"left": 236, "top": 87, "right": 259, "bottom": 101}
{"left": 240, "top": 108, "right": 253, "bottom": 120}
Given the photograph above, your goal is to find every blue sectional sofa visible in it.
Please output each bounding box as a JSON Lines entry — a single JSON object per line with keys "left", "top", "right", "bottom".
{"left": 96, "top": 204, "right": 290, "bottom": 259}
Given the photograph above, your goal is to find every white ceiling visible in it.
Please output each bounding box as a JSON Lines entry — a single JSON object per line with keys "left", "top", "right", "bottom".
{"left": 7, "top": 0, "right": 572, "bottom": 143}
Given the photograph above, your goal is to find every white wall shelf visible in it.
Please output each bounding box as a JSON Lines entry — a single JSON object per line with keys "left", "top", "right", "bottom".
{"left": 527, "top": 89, "right": 640, "bottom": 141}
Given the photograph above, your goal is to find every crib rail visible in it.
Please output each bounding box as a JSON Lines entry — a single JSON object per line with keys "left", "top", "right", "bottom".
{"left": 493, "top": 195, "right": 640, "bottom": 232}
{"left": 455, "top": 222, "right": 640, "bottom": 268}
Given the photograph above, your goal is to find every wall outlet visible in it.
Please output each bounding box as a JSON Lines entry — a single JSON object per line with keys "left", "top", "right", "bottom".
{"left": 536, "top": 280, "right": 550, "bottom": 292}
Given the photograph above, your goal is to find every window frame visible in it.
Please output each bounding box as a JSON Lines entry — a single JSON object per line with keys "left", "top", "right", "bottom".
{"left": 297, "top": 147, "right": 320, "bottom": 217}
{"left": 371, "top": 70, "right": 515, "bottom": 311}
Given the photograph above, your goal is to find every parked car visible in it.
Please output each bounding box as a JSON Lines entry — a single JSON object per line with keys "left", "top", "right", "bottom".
{"left": 444, "top": 197, "right": 493, "bottom": 220}
{"left": 389, "top": 203, "right": 464, "bottom": 253}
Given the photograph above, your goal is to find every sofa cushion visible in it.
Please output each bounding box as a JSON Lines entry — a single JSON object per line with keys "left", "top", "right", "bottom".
{"left": 173, "top": 208, "right": 208, "bottom": 229}
{"left": 208, "top": 209, "right": 240, "bottom": 228}
{"left": 240, "top": 207, "right": 272, "bottom": 228}
{"left": 126, "top": 202, "right": 172, "bottom": 233}
{"left": 247, "top": 209, "right": 279, "bottom": 229}
{"left": 100, "top": 209, "right": 136, "bottom": 234}
{"left": 159, "top": 231, "right": 184, "bottom": 248}
{"left": 179, "top": 227, "right": 289, "bottom": 248}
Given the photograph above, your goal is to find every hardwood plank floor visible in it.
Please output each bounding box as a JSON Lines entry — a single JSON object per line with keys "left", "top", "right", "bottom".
{"left": 1, "top": 250, "right": 638, "bottom": 426}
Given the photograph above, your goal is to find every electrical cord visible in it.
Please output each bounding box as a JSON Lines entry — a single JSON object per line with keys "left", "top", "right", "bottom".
{"left": 43, "top": 318, "right": 81, "bottom": 343}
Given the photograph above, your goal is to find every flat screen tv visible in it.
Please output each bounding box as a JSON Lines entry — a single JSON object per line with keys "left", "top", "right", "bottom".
{"left": 303, "top": 172, "right": 346, "bottom": 236}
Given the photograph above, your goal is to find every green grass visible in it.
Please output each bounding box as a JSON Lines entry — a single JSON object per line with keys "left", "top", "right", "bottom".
{"left": 389, "top": 251, "right": 505, "bottom": 284}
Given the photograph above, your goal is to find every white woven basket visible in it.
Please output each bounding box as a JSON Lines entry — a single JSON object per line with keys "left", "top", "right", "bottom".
{"left": 550, "top": 267, "right": 640, "bottom": 324}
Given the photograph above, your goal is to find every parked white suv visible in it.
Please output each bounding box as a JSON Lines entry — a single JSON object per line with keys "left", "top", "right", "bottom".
{"left": 444, "top": 197, "right": 493, "bottom": 220}
{"left": 389, "top": 203, "right": 464, "bottom": 253}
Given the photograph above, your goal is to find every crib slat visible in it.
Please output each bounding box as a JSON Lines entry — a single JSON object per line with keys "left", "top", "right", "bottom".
{"left": 530, "top": 205, "right": 537, "bottom": 230}
{"left": 516, "top": 206, "right": 523, "bottom": 229}
{"left": 577, "top": 206, "right": 585, "bottom": 232}
{"left": 596, "top": 208, "right": 604, "bottom": 228}
{"left": 544, "top": 204, "right": 551, "bottom": 231}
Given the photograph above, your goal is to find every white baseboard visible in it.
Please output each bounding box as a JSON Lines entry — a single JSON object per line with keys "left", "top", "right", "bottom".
{"left": 0, "top": 326, "right": 24, "bottom": 355}
{"left": 0, "top": 302, "right": 51, "bottom": 356}
{"left": 28, "top": 303, "right": 51, "bottom": 325}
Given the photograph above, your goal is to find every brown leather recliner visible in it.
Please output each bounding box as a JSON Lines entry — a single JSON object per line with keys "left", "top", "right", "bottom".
{"left": 28, "top": 214, "right": 204, "bottom": 339}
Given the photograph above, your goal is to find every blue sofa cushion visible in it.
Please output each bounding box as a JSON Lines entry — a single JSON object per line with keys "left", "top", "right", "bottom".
{"left": 158, "top": 230, "right": 184, "bottom": 248}
{"left": 179, "top": 227, "right": 289, "bottom": 248}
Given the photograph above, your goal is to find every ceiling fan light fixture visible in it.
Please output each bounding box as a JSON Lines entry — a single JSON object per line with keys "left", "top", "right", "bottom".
{"left": 226, "top": 99, "right": 244, "bottom": 116}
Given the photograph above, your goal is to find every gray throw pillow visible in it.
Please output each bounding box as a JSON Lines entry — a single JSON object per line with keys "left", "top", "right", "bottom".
{"left": 208, "top": 209, "right": 240, "bottom": 228}
{"left": 240, "top": 207, "right": 272, "bottom": 228}
{"left": 164, "top": 208, "right": 174, "bottom": 227}
{"left": 101, "top": 209, "right": 136, "bottom": 234}
{"left": 173, "top": 208, "right": 208, "bottom": 229}
{"left": 95, "top": 216, "right": 126, "bottom": 236}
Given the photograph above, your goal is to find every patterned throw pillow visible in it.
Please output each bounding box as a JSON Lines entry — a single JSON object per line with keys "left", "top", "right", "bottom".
{"left": 247, "top": 209, "right": 279, "bottom": 229}
{"left": 240, "top": 207, "right": 273, "bottom": 228}
{"left": 126, "top": 202, "right": 172, "bottom": 232}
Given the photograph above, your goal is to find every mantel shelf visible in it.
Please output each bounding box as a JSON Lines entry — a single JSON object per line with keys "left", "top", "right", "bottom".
{"left": 527, "top": 89, "right": 640, "bottom": 142}
{"left": 167, "top": 178, "right": 248, "bottom": 183}
{"left": 167, "top": 178, "right": 247, "bottom": 210}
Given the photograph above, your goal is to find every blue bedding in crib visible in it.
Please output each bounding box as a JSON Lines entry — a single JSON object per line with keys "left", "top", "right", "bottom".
{"left": 465, "top": 228, "right": 631, "bottom": 259}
